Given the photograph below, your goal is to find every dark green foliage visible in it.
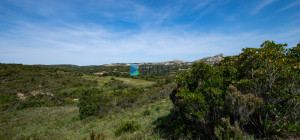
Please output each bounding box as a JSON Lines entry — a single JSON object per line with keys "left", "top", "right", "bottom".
{"left": 0, "top": 94, "right": 17, "bottom": 110}
{"left": 154, "top": 108, "right": 193, "bottom": 139}
{"left": 171, "top": 41, "right": 300, "bottom": 139}
{"left": 0, "top": 94, "right": 17, "bottom": 103}
{"left": 114, "top": 121, "right": 140, "bottom": 136}
{"left": 78, "top": 88, "right": 110, "bottom": 119}
{"left": 78, "top": 79, "right": 176, "bottom": 119}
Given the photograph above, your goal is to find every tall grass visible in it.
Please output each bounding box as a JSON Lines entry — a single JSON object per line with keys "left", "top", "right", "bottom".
{"left": 0, "top": 99, "right": 173, "bottom": 139}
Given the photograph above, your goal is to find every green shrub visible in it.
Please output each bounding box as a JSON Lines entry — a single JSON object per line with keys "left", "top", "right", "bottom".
{"left": 114, "top": 121, "right": 140, "bottom": 136}
{"left": 153, "top": 108, "right": 191, "bottom": 139}
{"left": 0, "top": 94, "right": 17, "bottom": 103}
{"left": 78, "top": 88, "right": 110, "bottom": 119}
{"left": 171, "top": 41, "right": 300, "bottom": 139}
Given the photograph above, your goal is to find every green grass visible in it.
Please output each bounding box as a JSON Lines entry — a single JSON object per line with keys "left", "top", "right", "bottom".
{"left": 0, "top": 99, "right": 173, "bottom": 139}
{"left": 83, "top": 75, "right": 156, "bottom": 88}
{"left": 113, "top": 77, "right": 156, "bottom": 87}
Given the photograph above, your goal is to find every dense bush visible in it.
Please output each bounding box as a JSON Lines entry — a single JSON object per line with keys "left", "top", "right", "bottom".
{"left": 171, "top": 41, "right": 299, "bottom": 139}
{"left": 78, "top": 88, "right": 110, "bottom": 119}
{"left": 114, "top": 121, "right": 140, "bottom": 136}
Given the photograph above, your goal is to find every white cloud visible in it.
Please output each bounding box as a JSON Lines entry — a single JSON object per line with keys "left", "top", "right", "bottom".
{"left": 1, "top": 21, "right": 299, "bottom": 65}
{"left": 252, "top": 0, "right": 277, "bottom": 14}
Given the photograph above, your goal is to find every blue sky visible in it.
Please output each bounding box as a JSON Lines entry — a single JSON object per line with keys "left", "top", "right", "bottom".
{"left": 0, "top": 0, "right": 299, "bottom": 65}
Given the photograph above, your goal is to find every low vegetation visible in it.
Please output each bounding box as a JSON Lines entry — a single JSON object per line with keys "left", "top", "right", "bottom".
{"left": 114, "top": 120, "right": 141, "bottom": 136}
{"left": 0, "top": 64, "right": 96, "bottom": 110}
{"left": 78, "top": 79, "right": 175, "bottom": 119}
{"left": 0, "top": 99, "right": 173, "bottom": 139}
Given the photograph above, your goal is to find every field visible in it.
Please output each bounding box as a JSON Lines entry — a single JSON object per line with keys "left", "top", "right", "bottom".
{"left": 0, "top": 98, "right": 173, "bottom": 139}
{"left": 82, "top": 75, "right": 156, "bottom": 88}
{"left": 0, "top": 63, "right": 176, "bottom": 139}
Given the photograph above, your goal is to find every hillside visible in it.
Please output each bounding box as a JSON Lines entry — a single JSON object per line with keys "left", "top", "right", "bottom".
{"left": 0, "top": 63, "right": 96, "bottom": 109}
{"left": 0, "top": 63, "right": 96, "bottom": 96}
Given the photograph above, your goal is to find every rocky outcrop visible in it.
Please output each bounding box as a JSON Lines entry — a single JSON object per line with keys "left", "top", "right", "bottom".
{"left": 195, "top": 53, "right": 226, "bottom": 65}
{"left": 17, "top": 92, "right": 26, "bottom": 100}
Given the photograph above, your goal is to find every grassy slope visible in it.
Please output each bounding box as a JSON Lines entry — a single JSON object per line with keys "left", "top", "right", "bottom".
{"left": 0, "top": 63, "right": 94, "bottom": 96}
{"left": 0, "top": 99, "right": 173, "bottom": 140}
{"left": 83, "top": 75, "right": 156, "bottom": 88}
{"left": 0, "top": 64, "right": 170, "bottom": 139}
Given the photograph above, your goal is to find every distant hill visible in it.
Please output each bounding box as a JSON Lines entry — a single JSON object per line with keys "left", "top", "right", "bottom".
{"left": 31, "top": 54, "right": 227, "bottom": 77}
{"left": 103, "top": 54, "right": 226, "bottom": 66}
{"left": 37, "top": 54, "right": 226, "bottom": 67}
{"left": 0, "top": 63, "right": 95, "bottom": 98}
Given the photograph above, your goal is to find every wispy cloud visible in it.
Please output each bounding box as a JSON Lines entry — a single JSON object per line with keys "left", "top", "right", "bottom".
{"left": 0, "top": 0, "right": 299, "bottom": 65}
{"left": 193, "top": 0, "right": 212, "bottom": 10}
{"left": 1, "top": 20, "right": 299, "bottom": 65}
{"left": 278, "top": 1, "right": 300, "bottom": 12}
{"left": 252, "top": 0, "right": 277, "bottom": 14}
